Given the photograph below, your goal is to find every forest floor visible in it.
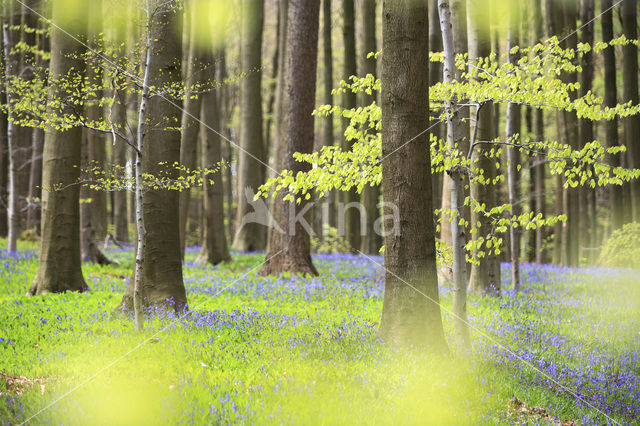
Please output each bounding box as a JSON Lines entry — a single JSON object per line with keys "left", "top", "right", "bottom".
{"left": 0, "top": 242, "right": 638, "bottom": 425}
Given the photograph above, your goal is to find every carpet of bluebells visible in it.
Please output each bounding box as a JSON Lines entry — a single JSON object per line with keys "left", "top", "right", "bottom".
{"left": 0, "top": 241, "right": 638, "bottom": 424}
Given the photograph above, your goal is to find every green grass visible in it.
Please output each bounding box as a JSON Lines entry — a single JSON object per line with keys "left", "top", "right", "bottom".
{"left": 0, "top": 241, "right": 638, "bottom": 425}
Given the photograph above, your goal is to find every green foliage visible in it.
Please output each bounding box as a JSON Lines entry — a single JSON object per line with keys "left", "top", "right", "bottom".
{"left": 257, "top": 36, "right": 640, "bottom": 263}
{"left": 310, "top": 225, "right": 352, "bottom": 254}
{"left": 598, "top": 223, "right": 640, "bottom": 270}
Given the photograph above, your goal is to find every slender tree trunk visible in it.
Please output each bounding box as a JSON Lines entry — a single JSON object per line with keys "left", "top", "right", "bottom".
{"left": 118, "top": 0, "right": 187, "bottom": 322}
{"left": 622, "top": 0, "right": 640, "bottom": 223}
{"left": 578, "top": 0, "right": 595, "bottom": 261}
{"left": 359, "top": 0, "right": 380, "bottom": 255}
{"left": 429, "top": 0, "right": 443, "bottom": 210}
{"left": 530, "top": 0, "right": 545, "bottom": 264}
{"left": 602, "top": 0, "right": 624, "bottom": 231}
{"left": 233, "top": 0, "right": 266, "bottom": 252}
{"left": 3, "top": 0, "right": 20, "bottom": 253}
{"left": 178, "top": 0, "right": 206, "bottom": 258}
{"left": 29, "top": 0, "right": 87, "bottom": 295}
{"left": 379, "top": 0, "right": 448, "bottom": 351}
{"left": 197, "top": 52, "right": 231, "bottom": 265}
{"left": 322, "top": 0, "right": 336, "bottom": 232}
{"left": 260, "top": 0, "right": 320, "bottom": 277}
{"left": 467, "top": 0, "right": 500, "bottom": 295}
{"left": 438, "top": 0, "right": 470, "bottom": 352}
{"left": 545, "top": 0, "right": 565, "bottom": 265}
{"left": 506, "top": 0, "right": 521, "bottom": 291}
{"left": 80, "top": 0, "right": 114, "bottom": 265}
{"left": 24, "top": 0, "right": 43, "bottom": 232}
{"left": 267, "top": 0, "right": 289, "bottom": 251}
{"left": 0, "top": 91, "right": 7, "bottom": 238}
{"left": 559, "top": 0, "right": 579, "bottom": 266}
{"left": 217, "top": 48, "right": 235, "bottom": 241}
{"left": 342, "top": 0, "right": 360, "bottom": 252}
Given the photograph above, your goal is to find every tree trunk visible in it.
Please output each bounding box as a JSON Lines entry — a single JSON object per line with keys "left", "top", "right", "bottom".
{"left": 23, "top": 0, "right": 42, "bottom": 232}
{"left": 3, "top": 0, "right": 21, "bottom": 252}
{"left": 438, "top": 0, "right": 470, "bottom": 352}
{"left": 602, "top": 0, "right": 624, "bottom": 231}
{"left": 341, "top": 0, "right": 361, "bottom": 252}
{"left": 321, "top": 0, "right": 336, "bottom": 232}
{"left": 506, "top": 0, "right": 521, "bottom": 291}
{"left": 378, "top": 0, "right": 448, "bottom": 352}
{"left": 232, "top": 0, "right": 267, "bottom": 252}
{"left": 467, "top": 0, "right": 500, "bottom": 295}
{"left": 217, "top": 48, "right": 235, "bottom": 241}
{"left": 560, "top": 0, "right": 579, "bottom": 267}
{"left": 29, "top": 0, "right": 87, "bottom": 295}
{"left": 260, "top": 0, "right": 320, "bottom": 277}
{"left": 359, "top": 0, "right": 381, "bottom": 255}
{"left": 80, "top": 0, "right": 114, "bottom": 265}
{"left": 118, "top": 0, "right": 187, "bottom": 316}
{"left": 178, "top": 0, "right": 206, "bottom": 258}
{"left": 578, "top": 0, "right": 595, "bottom": 261}
{"left": 621, "top": 0, "right": 640, "bottom": 223}
{"left": 196, "top": 52, "right": 231, "bottom": 265}
{"left": 530, "top": 0, "right": 545, "bottom": 264}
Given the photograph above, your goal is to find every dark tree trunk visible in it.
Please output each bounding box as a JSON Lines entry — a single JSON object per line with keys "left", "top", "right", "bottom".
{"left": 467, "top": 0, "right": 500, "bottom": 294}
{"left": 359, "top": 0, "right": 381, "bottom": 255}
{"left": 560, "top": 0, "right": 579, "bottom": 266}
{"left": 578, "top": 0, "right": 595, "bottom": 261}
{"left": 602, "top": 0, "right": 624, "bottom": 231}
{"left": 217, "top": 48, "right": 235, "bottom": 241}
{"left": 118, "top": 0, "right": 187, "bottom": 312}
{"left": 29, "top": 1, "right": 87, "bottom": 295}
{"left": 232, "top": 0, "right": 267, "bottom": 252}
{"left": 621, "top": 0, "right": 640, "bottom": 222}
{"left": 260, "top": 0, "right": 320, "bottom": 277}
{"left": 378, "top": 0, "right": 448, "bottom": 352}
{"left": 196, "top": 52, "right": 231, "bottom": 265}
{"left": 0, "top": 92, "right": 7, "bottom": 238}
{"left": 341, "top": 0, "right": 360, "bottom": 252}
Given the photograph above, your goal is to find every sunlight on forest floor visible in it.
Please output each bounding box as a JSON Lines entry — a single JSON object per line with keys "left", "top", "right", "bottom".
{"left": 0, "top": 242, "right": 638, "bottom": 424}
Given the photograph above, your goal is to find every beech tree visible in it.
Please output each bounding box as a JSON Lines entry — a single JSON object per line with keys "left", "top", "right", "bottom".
{"left": 342, "top": 0, "right": 360, "bottom": 252}
{"left": 260, "top": 0, "right": 320, "bottom": 276}
{"left": 232, "top": 0, "right": 266, "bottom": 252}
{"left": 466, "top": 0, "right": 500, "bottom": 294}
{"left": 28, "top": 0, "right": 87, "bottom": 294}
{"left": 378, "top": 0, "right": 447, "bottom": 350}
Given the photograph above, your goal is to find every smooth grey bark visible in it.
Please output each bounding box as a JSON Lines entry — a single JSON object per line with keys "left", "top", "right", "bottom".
{"left": 602, "top": 0, "right": 624, "bottom": 231}
{"left": 118, "top": 0, "right": 188, "bottom": 327}
{"left": 438, "top": 0, "right": 470, "bottom": 352}
{"left": 29, "top": 0, "right": 87, "bottom": 295}
{"left": 467, "top": 0, "right": 500, "bottom": 295}
{"left": 233, "top": 0, "right": 266, "bottom": 252}
{"left": 359, "top": 0, "right": 381, "bottom": 255}
{"left": 321, "top": 0, "right": 336, "bottom": 231}
{"left": 506, "top": 0, "right": 521, "bottom": 291}
{"left": 2, "top": 0, "right": 20, "bottom": 252}
{"left": 25, "top": 0, "right": 44, "bottom": 232}
{"left": 196, "top": 52, "right": 231, "bottom": 265}
{"left": 178, "top": 0, "right": 206, "bottom": 258}
{"left": 342, "top": 0, "right": 360, "bottom": 252}
{"left": 260, "top": 0, "right": 319, "bottom": 277}
{"left": 378, "top": 0, "right": 448, "bottom": 352}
